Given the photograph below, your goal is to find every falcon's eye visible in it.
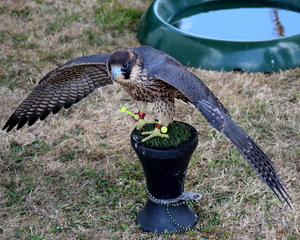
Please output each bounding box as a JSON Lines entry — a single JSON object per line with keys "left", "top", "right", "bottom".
{"left": 121, "top": 63, "right": 129, "bottom": 70}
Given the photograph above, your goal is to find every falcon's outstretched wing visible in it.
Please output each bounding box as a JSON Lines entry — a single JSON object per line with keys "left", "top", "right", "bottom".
{"left": 150, "top": 58, "right": 292, "bottom": 209}
{"left": 2, "top": 53, "right": 112, "bottom": 132}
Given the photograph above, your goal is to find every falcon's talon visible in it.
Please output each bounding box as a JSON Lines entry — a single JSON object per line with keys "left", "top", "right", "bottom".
{"left": 140, "top": 128, "right": 170, "bottom": 143}
{"left": 130, "top": 119, "right": 156, "bottom": 133}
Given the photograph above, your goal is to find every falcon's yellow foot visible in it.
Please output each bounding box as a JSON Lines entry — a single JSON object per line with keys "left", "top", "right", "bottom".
{"left": 130, "top": 119, "right": 156, "bottom": 133}
{"left": 140, "top": 127, "right": 169, "bottom": 143}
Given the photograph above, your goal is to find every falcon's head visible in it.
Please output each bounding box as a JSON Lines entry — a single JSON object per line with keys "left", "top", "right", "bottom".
{"left": 107, "top": 49, "right": 144, "bottom": 83}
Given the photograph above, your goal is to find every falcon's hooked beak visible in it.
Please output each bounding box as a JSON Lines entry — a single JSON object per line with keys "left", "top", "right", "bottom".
{"left": 111, "top": 66, "right": 124, "bottom": 79}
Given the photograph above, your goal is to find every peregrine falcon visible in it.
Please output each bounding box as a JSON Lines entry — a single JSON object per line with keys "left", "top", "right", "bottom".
{"left": 2, "top": 46, "right": 291, "bottom": 208}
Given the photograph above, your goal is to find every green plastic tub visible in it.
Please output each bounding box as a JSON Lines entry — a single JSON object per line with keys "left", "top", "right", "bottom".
{"left": 137, "top": 0, "right": 300, "bottom": 72}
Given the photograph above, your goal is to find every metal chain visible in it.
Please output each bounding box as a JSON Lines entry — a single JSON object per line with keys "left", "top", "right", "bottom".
{"left": 139, "top": 190, "right": 220, "bottom": 239}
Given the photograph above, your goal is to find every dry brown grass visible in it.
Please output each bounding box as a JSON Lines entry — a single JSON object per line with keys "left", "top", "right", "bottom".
{"left": 0, "top": 0, "right": 299, "bottom": 239}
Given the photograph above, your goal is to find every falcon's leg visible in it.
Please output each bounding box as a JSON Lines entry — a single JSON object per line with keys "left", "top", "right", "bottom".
{"left": 130, "top": 101, "right": 155, "bottom": 132}
{"left": 138, "top": 100, "right": 174, "bottom": 142}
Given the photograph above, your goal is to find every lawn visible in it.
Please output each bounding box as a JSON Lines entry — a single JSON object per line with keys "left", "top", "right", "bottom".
{"left": 0, "top": 0, "right": 299, "bottom": 239}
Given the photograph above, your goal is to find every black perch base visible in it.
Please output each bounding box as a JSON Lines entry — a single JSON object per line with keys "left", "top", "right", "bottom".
{"left": 137, "top": 195, "right": 198, "bottom": 233}
{"left": 131, "top": 122, "right": 200, "bottom": 233}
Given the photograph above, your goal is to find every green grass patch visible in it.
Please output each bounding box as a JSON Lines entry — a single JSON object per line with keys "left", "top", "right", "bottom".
{"left": 93, "top": 2, "right": 142, "bottom": 32}
{"left": 4, "top": 179, "right": 34, "bottom": 207}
